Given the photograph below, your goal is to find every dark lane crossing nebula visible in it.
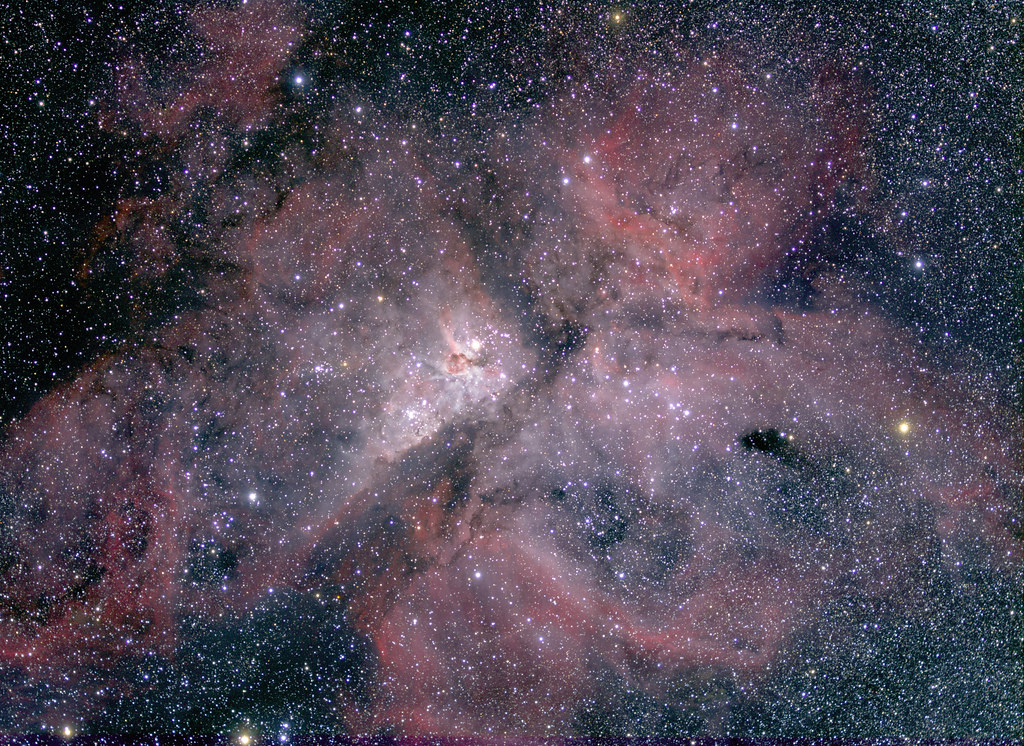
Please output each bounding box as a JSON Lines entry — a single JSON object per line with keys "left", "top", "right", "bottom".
{"left": 1, "top": 0, "right": 1020, "bottom": 739}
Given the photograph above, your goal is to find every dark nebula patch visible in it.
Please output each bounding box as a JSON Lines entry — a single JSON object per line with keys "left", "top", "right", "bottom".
{"left": 740, "top": 429, "right": 797, "bottom": 465}
{"left": 0, "top": 0, "right": 1019, "bottom": 739}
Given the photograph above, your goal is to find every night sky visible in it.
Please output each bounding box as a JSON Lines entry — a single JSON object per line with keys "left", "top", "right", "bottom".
{"left": 1, "top": 0, "right": 1021, "bottom": 739}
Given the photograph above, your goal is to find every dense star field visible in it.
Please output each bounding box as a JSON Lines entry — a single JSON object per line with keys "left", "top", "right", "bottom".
{"left": 1, "top": 0, "right": 1021, "bottom": 738}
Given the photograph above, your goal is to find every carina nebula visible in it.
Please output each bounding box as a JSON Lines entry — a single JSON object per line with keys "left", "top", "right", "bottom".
{"left": 1, "top": 0, "right": 1020, "bottom": 738}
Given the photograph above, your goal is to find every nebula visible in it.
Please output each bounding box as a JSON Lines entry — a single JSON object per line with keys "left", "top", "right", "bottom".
{"left": 1, "top": 0, "right": 1019, "bottom": 737}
